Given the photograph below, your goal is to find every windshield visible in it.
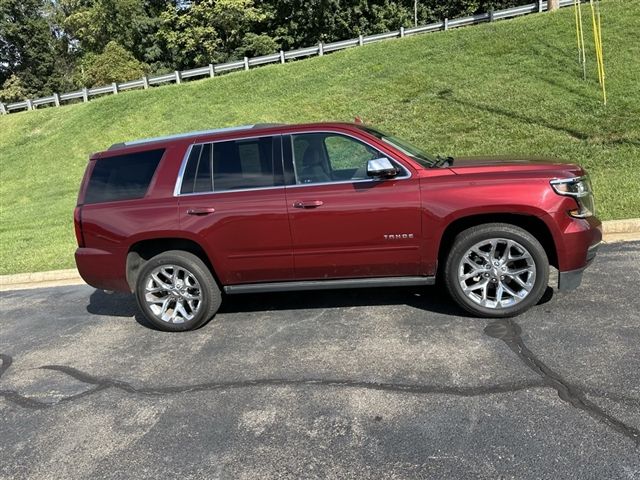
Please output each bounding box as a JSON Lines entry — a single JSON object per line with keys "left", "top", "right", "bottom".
{"left": 359, "top": 126, "right": 436, "bottom": 168}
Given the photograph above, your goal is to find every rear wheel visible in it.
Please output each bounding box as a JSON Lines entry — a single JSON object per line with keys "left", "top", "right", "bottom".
{"left": 135, "top": 250, "right": 221, "bottom": 331}
{"left": 444, "top": 223, "right": 549, "bottom": 317}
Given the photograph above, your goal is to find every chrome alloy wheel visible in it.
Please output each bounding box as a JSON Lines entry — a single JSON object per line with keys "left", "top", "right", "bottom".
{"left": 143, "top": 265, "right": 202, "bottom": 323}
{"left": 457, "top": 238, "right": 536, "bottom": 309}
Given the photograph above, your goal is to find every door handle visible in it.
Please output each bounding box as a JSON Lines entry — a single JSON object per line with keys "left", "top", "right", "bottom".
{"left": 187, "top": 207, "right": 216, "bottom": 215}
{"left": 293, "top": 200, "right": 324, "bottom": 209}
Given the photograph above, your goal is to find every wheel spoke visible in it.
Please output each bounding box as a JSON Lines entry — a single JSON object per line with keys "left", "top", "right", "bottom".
{"left": 470, "top": 247, "right": 490, "bottom": 262}
{"left": 174, "top": 300, "right": 191, "bottom": 322}
{"left": 506, "top": 266, "right": 533, "bottom": 276}
{"left": 499, "top": 240, "right": 512, "bottom": 263}
{"left": 461, "top": 271, "right": 481, "bottom": 281}
{"left": 146, "top": 286, "right": 166, "bottom": 294}
{"left": 509, "top": 274, "right": 531, "bottom": 289}
{"left": 147, "top": 296, "right": 168, "bottom": 304}
{"left": 159, "top": 298, "right": 171, "bottom": 316}
{"left": 480, "top": 281, "right": 489, "bottom": 304}
{"left": 488, "top": 239, "right": 498, "bottom": 260}
{"left": 508, "top": 248, "right": 531, "bottom": 261}
{"left": 150, "top": 273, "right": 171, "bottom": 290}
{"left": 501, "top": 281, "right": 521, "bottom": 298}
{"left": 463, "top": 278, "right": 489, "bottom": 293}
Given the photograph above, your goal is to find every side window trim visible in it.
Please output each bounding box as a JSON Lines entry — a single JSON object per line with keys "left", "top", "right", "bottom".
{"left": 284, "top": 130, "right": 411, "bottom": 188}
{"left": 174, "top": 134, "right": 285, "bottom": 196}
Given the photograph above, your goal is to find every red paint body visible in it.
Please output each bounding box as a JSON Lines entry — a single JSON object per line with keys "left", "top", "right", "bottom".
{"left": 74, "top": 122, "right": 602, "bottom": 293}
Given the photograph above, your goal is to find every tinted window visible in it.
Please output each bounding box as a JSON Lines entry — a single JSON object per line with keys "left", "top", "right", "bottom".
{"left": 180, "top": 136, "right": 281, "bottom": 194}
{"left": 291, "top": 133, "right": 381, "bottom": 185}
{"left": 84, "top": 149, "right": 164, "bottom": 204}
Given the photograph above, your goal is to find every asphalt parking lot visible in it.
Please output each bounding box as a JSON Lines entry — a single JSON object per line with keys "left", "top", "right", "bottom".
{"left": 1, "top": 241, "right": 639, "bottom": 479}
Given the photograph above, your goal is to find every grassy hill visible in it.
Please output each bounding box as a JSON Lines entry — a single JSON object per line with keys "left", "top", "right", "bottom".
{"left": 1, "top": 0, "right": 638, "bottom": 275}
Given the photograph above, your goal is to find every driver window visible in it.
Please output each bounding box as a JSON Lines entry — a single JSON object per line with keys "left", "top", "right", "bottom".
{"left": 292, "top": 133, "right": 380, "bottom": 185}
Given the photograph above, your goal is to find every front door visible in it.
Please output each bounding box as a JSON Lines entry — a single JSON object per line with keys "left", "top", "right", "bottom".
{"left": 284, "top": 132, "right": 422, "bottom": 280}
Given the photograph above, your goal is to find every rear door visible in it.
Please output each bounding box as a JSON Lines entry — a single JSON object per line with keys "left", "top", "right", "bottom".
{"left": 284, "top": 131, "right": 422, "bottom": 280}
{"left": 177, "top": 135, "right": 294, "bottom": 285}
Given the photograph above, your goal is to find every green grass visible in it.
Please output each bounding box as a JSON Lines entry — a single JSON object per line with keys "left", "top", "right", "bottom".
{"left": 1, "top": 0, "right": 639, "bottom": 275}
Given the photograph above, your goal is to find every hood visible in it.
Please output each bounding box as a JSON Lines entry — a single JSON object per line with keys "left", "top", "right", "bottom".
{"left": 448, "top": 155, "right": 584, "bottom": 177}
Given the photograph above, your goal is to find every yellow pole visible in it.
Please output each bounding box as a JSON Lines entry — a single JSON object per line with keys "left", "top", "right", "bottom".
{"left": 596, "top": 0, "right": 606, "bottom": 104}
{"left": 590, "top": 0, "right": 606, "bottom": 104}
{"left": 590, "top": 1, "right": 601, "bottom": 84}
{"left": 577, "top": 0, "right": 586, "bottom": 80}
{"left": 574, "top": 0, "right": 581, "bottom": 61}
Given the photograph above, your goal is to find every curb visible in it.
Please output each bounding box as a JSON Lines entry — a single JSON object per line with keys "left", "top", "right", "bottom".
{"left": 601, "top": 218, "right": 640, "bottom": 244}
{"left": 1, "top": 218, "right": 639, "bottom": 292}
{"left": 0, "top": 268, "right": 83, "bottom": 292}
{"left": 601, "top": 218, "right": 640, "bottom": 234}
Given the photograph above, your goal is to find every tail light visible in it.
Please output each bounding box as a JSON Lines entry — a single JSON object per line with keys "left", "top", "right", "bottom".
{"left": 74, "top": 206, "right": 85, "bottom": 247}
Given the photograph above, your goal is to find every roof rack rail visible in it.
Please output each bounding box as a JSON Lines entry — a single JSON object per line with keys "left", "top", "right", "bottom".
{"left": 108, "top": 123, "right": 285, "bottom": 150}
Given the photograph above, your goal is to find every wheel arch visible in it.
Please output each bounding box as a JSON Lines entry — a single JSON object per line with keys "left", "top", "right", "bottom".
{"left": 436, "top": 213, "right": 559, "bottom": 275}
{"left": 126, "top": 237, "right": 220, "bottom": 291}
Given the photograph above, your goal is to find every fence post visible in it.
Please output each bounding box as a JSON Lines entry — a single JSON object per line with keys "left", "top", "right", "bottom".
{"left": 244, "top": 57, "right": 249, "bottom": 70}
{"left": 53, "top": 93, "right": 60, "bottom": 107}
{"left": 444, "top": 18, "right": 449, "bottom": 30}
{"left": 400, "top": 26, "right": 405, "bottom": 37}
{"left": 318, "top": 42, "right": 324, "bottom": 56}
{"left": 489, "top": 9, "right": 494, "bottom": 22}
{"left": 280, "top": 50, "right": 285, "bottom": 64}
{"left": 0, "top": 102, "right": 6, "bottom": 115}
{"left": 143, "top": 76, "right": 149, "bottom": 89}
{"left": 82, "top": 88, "right": 88, "bottom": 102}
{"left": 112, "top": 82, "right": 119, "bottom": 94}
{"left": 175, "top": 71, "right": 181, "bottom": 84}
{"left": 26, "top": 99, "right": 34, "bottom": 110}
{"left": 358, "top": 34, "right": 364, "bottom": 46}
{"left": 538, "top": 0, "right": 543, "bottom": 12}
{"left": 208, "top": 64, "right": 215, "bottom": 77}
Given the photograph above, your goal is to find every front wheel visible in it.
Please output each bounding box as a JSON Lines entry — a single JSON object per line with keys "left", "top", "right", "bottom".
{"left": 444, "top": 223, "right": 549, "bottom": 318}
{"left": 135, "top": 250, "right": 222, "bottom": 331}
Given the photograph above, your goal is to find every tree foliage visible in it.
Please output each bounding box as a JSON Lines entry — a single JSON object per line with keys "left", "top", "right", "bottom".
{"left": 0, "top": 0, "right": 64, "bottom": 98}
{"left": 77, "top": 41, "right": 149, "bottom": 87}
{"left": 0, "top": 0, "right": 532, "bottom": 103}
{"left": 158, "top": 0, "right": 270, "bottom": 68}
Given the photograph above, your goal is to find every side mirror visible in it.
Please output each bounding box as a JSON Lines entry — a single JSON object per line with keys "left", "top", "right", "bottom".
{"left": 367, "top": 157, "right": 398, "bottom": 178}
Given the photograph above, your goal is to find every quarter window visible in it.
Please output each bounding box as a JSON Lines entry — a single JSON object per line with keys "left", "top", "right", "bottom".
{"left": 84, "top": 149, "right": 164, "bottom": 204}
{"left": 291, "top": 133, "right": 384, "bottom": 185}
{"left": 180, "top": 136, "right": 281, "bottom": 194}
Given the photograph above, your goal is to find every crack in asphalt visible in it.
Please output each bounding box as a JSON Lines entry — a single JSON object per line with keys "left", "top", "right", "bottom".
{"left": 1, "top": 318, "right": 638, "bottom": 447}
{"left": 485, "top": 319, "right": 640, "bottom": 447}
{"left": 0, "top": 353, "right": 548, "bottom": 408}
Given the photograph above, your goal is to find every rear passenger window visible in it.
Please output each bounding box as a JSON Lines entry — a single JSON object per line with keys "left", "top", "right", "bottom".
{"left": 180, "top": 136, "right": 281, "bottom": 194}
{"left": 84, "top": 149, "right": 164, "bottom": 204}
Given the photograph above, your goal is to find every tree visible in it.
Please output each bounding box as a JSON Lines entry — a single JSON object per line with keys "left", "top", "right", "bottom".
{"left": 0, "top": 74, "right": 27, "bottom": 102}
{"left": 0, "top": 0, "right": 67, "bottom": 99}
{"left": 157, "top": 0, "right": 274, "bottom": 69}
{"left": 62, "top": 0, "right": 149, "bottom": 55}
{"left": 233, "top": 32, "right": 279, "bottom": 58}
{"left": 76, "top": 41, "right": 149, "bottom": 87}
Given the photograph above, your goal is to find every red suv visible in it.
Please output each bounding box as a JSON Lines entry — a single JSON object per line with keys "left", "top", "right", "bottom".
{"left": 74, "top": 122, "right": 602, "bottom": 331}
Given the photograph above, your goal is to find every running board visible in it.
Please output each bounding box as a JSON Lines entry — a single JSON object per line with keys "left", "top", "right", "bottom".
{"left": 223, "top": 276, "right": 435, "bottom": 294}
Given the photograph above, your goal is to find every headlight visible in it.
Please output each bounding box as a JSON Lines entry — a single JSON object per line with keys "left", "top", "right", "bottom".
{"left": 550, "top": 175, "right": 595, "bottom": 218}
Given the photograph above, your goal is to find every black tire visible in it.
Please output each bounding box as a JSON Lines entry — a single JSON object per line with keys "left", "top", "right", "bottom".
{"left": 135, "top": 250, "right": 222, "bottom": 331}
{"left": 444, "top": 223, "right": 549, "bottom": 318}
